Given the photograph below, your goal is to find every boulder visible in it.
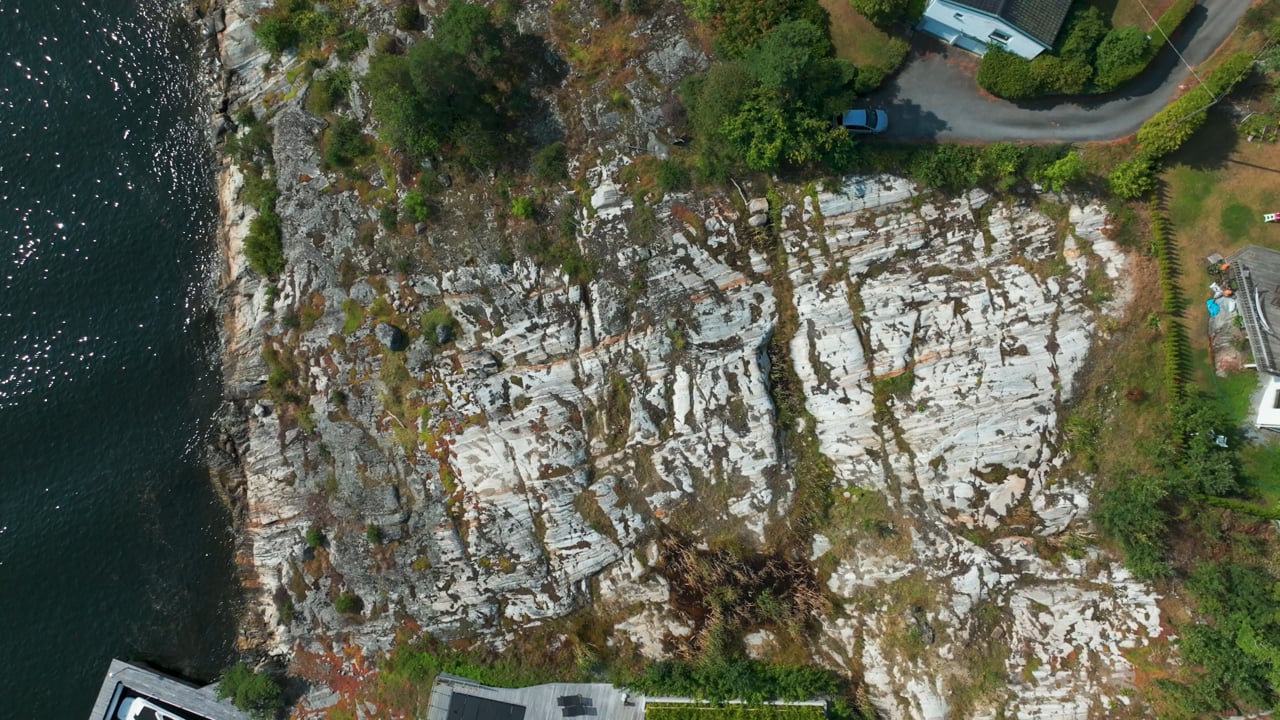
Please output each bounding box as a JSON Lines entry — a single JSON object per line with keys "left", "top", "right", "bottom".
{"left": 434, "top": 322, "right": 453, "bottom": 346}
{"left": 747, "top": 197, "right": 769, "bottom": 215}
{"left": 375, "top": 322, "right": 407, "bottom": 351}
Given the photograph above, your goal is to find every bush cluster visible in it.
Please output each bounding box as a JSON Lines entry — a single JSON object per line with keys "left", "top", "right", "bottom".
{"left": 680, "top": 0, "right": 860, "bottom": 174}
{"left": 848, "top": 0, "right": 926, "bottom": 27}
{"left": 853, "top": 142, "right": 1076, "bottom": 193}
{"left": 626, "top": 658, "right": 841, "bottom": 703}
{"left": 216, "top": 663, "right": 283, "bottom": 720}
{"left": 977, "top": 1, "right": 1198, "bottom": 99}
{"left": 253, "top": 0, "right": 351, "bottom": 55}
{"left": 365, "top": 0, "right": 534, "bottom": 171}
{"left": 1136, "top": 51, "right": 1254, "bottom": 158}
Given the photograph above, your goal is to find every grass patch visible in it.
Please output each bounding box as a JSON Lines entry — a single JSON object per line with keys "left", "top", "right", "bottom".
{"left": 820, "top": 0, "right": 895, "bottom": 67}
{"left": 1220, "top": 201, "right": 1257, "bottom": 241}
{"left": 342, "top": 299, "right": 365, "bottom": 334}
{"left": 818, "top": 0, "right": 907, "bottom": 91}
{"left": 1242, "top": 442, "right": 1280, "bottom": 508}
{"left": 1091, "top": 0, "right": 1179, "bottom": 30}
{"left": 1206, "top": 370, "right": 1259, "bottom": 425}
{"left": 1165, "top": 166, "right": 1216, "bottom": 227}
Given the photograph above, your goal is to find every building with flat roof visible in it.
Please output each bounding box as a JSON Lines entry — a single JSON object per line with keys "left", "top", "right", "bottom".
{"left": 88, "top": 660, "right": 250, "bottom": 720}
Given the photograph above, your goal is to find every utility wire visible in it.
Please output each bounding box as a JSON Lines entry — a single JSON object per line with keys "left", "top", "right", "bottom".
{"left": 1134, "top": 0, "right": 1208, "bottom": 93}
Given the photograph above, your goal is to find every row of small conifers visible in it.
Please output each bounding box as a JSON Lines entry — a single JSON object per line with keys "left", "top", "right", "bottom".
{"left": 1149, "top": 202, "right": 1191, "bottom": 402}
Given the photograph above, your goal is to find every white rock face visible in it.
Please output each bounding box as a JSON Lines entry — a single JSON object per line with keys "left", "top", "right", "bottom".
{"left": 209, "top": 16, "right": 1157, "bottom": 707}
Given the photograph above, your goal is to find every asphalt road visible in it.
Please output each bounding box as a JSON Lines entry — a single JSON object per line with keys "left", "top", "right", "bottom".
{"left": 870, "top": 0, "right": 1255, "bottom": 142}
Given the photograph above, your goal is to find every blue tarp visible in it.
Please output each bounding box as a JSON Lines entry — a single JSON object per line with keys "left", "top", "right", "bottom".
{"left": 1206, "top": 298, "right": 1220, "bottom": 317}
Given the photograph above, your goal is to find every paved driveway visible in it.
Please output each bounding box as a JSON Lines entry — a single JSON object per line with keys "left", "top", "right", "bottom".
{"left": 869, "top": 0, "right": 1255, "bottom": 142}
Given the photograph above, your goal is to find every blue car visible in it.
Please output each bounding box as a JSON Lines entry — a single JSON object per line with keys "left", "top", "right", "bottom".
{"left": 834, "top": 108, "right": 888, "bottom": 134}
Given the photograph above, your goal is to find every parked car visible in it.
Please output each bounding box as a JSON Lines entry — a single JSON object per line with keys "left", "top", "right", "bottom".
{"left": 834, "top": 108, "right": 888, "bottom": 134}
{"left": 116, "top": 696, "right": 184, "bottom": 720}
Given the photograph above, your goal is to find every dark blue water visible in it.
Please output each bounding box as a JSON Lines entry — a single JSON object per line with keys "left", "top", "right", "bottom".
{"left": 0, "top": 1, "right": 239, "bottom": 718}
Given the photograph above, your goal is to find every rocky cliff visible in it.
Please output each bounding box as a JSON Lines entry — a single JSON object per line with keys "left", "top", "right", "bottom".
{"left": 200, "top": 1, "right": 1160, "bottom": 717}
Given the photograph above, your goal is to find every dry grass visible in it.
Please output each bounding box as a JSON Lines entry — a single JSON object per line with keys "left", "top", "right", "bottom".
{"left": 1090, "top": 0, "right": 1179, "bottom": 29}
{"left": 1163, "top": 117, "right": 1280, "bottom": 359}
{"left": 819, "top": 0, "right": 901, "bottom": 69}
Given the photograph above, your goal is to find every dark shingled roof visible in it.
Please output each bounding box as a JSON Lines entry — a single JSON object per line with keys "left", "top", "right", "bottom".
{"left": 446, "top": 693, "right": 527, "bottom": 720}
{"left": 953, "top": 0, "right": 1073, "bottom": 47}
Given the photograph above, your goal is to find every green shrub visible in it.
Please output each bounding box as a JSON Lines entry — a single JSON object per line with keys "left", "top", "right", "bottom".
{"left": 1108, "top": 156, "right": 1156, "bottom": 199}
{"left": 380, "top": 203, "right": 399, "bottom": 231}
{"left": 1038, "top": 150, "right": 1086, "bottom": 191}
{"left": 324, "top": 116, "right": 371, "bottom": 169}
{"left": 225, "top": 117, "right": 274, "bottom": 164}
{"left": 254, "top": 15, "right": 298, "bottom": 54}
{"left": 1056, "top": 5, "right": 1107, "bottom": 64}
{"left": 366, "top": 3, "right": 518, "bottom": 168}
{"left": 1093, "top": 26, "right": 1151, "bottom": 90}
{"left": 216, "top": 663, "right": 283, "bottom": 720}
{"left": 1137, "top": 52, "right": 1254, "bottom": 159}
{"left": 532, "top": 141, "right": 568, "bottom": 181}
{"left": 1030, "top": 55, "right": 1092, "bottom": 95}
{"left": 305, "top": 527, "right": 326, "bottom": 548}
{"left": 908, "top": 144, "right": 980, "bottom": 191}
{"left": 849, "top": 0, "right": 903, "bottom": 26}
{"left": 1094, "top": 474, "right": 1170, "bottom": 579}
{"left": 403, "top": 190, "right": 431, "bottom": 222}
{"left": 656, "top": 159, "right": 691, "bottom": 193}
{"left": 422, "top": 305, "right": 459, "bottom": 347}
{"left": 240, "top": 165, "right": 279, "bottom": 210}
{"left": 1149, "top": 0, "right": 1197, "bottom": 54}
{"left": 976, "top": 47, "right": 1038, "bottom": 99}
{"left": 510, "top": 195, "right": 535, "bottom": 219}
{"left": 334, "top": 592, "right": 362, "bottom": 614}
{"left": 335, "top": 27, "right": 367, "bottom": 62}
{"left": 626, "top": 658, "right": 841, "bottom": 702}
{"left": 342, "top": 299, "right": 364, "bottom": 333}
{"left": 394, "top": 2, "right": 421, "bottom": 30}
{"left": 365, "top": 524, "right": 383, "bottom": 544}
{"left": 292, "top": 9, "right": 339, "bottom": 51}
{"left": 244, "top": 207, "right": 285, "bottom": 276}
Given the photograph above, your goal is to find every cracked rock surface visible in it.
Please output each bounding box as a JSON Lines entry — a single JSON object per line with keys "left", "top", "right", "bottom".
{"left": 206, "top": 2, "right": 1158, "bottom": 717}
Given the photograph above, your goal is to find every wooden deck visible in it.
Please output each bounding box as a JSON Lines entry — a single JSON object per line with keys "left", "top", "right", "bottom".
{"left": 87, "top": 659, "right": 250, "bottom": 720}
{"left": 429, "top": 674, "right": 645, "bottom": 720}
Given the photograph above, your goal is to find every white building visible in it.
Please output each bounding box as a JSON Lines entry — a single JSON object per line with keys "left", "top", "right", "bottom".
{"left": 917, "top": 0, "right": 1073, "bottom": 60}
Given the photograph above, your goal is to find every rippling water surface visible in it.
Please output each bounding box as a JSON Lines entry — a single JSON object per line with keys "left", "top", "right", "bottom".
{"left": 0, "top": 1, "right": 238, "bottom": 717}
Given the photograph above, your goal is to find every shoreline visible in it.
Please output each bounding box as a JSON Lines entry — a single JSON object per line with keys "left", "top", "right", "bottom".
{"left": 190, "top": 0, "right": 274, "bottom": 655}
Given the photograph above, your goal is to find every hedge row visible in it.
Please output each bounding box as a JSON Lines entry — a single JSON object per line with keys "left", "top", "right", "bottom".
{"left": 1149, "top": 0, "right": 1197, "bottom": 55}
{"left": 1110, "top": 51, "right": 1255, "bottom": 196}
{"left": 1136, "top": 51, "right": 1255, "bottom": 159}
{"left": 1150, "top": 204, "right": 1191, "bottom": 400}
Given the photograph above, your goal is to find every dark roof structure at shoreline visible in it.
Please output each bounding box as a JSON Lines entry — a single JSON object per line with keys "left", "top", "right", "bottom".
{"left": 949, "top": 0, "right": 1073, "bottom": 46}
{"left": 88, "top": 660, "right": 250, "bottom": 720}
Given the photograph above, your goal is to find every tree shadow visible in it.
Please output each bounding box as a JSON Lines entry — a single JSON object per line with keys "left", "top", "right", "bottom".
{"left": 1165, "top": 110, "right": 1242, "bottom": 171}
{"left": 866, "top": 49, "right": 949, "bottom": 141}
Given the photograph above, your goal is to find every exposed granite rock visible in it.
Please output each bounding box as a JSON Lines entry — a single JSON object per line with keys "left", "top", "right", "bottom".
{"left": 204, "top": 2, "right": 1159, "bottom": 716}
